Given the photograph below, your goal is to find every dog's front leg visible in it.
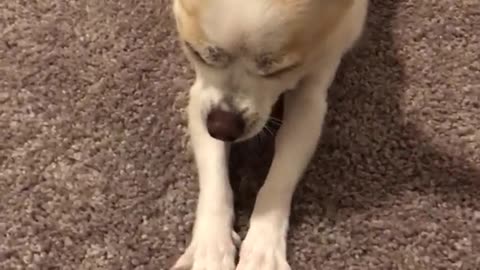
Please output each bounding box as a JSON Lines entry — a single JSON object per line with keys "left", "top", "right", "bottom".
{"left": 236, "top": 61, "right": 340, "bottom": 270}
{"left": 172, "top": 83, "right": 238, "bottom": 270}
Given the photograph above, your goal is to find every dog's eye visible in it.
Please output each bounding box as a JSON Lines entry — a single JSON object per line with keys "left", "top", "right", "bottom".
{"left": 261, "top": 64, "right": 299, "bottom": 78}
{"left": 184, "top": 42, "right": 230, "bottom": 67}
{"left": 184, "top": 42, "right": 208, "bottom": 64}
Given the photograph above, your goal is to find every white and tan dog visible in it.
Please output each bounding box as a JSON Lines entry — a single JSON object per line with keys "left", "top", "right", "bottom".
{"left": 171, "top": 0, "right": 368, "bottom": 269}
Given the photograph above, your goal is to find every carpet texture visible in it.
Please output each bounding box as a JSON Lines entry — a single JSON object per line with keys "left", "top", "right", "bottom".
{"left": 1, "top": 0, "right": 479, "bottom": 269}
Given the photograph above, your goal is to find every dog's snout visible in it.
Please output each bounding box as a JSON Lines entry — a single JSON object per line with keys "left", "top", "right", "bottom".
{"left": 206, "top": 108, "right": 245, "bottom": 142}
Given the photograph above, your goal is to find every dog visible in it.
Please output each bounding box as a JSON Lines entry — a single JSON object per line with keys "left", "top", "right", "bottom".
{"left": 171, "top": 0, "right": 368, "bottom": 269}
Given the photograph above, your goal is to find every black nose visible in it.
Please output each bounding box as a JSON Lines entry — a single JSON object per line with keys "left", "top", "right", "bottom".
{"left": 206, "top": 108, "right": 245, "bottom": 142}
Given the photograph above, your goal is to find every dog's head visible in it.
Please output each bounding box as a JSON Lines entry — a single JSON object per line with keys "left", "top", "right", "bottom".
{"left": 173, "top": 0, "right": 352, "bottom": 142}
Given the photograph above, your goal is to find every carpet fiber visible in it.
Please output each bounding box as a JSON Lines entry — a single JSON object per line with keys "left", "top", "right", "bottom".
{"left": 1, "top": 0, "right": 479, "bottom": 269}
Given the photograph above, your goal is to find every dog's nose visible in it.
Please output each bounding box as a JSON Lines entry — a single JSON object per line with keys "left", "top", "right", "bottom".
{"left": 206, "top": 108, "right": 245, "bottom": 142}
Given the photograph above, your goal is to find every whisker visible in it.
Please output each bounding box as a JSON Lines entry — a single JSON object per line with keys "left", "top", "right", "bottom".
{"left": 264, "top": 126, "right": 275, "bottom": 137}
{"left": 267, "top": 120, "right": 282, "bottom": 127}
{"left": 268, "top": 117, "right": 283, "bottom": 129}
{"left": 269, "top": 116, "right": 283, "bottom": 124}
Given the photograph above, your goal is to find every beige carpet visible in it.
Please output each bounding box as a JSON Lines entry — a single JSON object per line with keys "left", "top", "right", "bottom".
{"left": 1, "top": 0, "right": 479, "bottom": 269}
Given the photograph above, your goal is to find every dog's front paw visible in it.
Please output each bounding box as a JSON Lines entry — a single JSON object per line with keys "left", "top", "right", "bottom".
{"left": 236, "top": 226, "right": 291, "bottom": 270}
{"left": 171, "top": 228, "right": 240, "bottom": 270}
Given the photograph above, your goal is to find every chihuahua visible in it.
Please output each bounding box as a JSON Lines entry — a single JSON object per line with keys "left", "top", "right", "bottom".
{"left": 171, "top": 0, "right": 368, "bottom": 269}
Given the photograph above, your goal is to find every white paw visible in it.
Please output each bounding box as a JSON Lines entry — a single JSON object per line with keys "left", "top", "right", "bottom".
{"left": 236, "top": 227, "right": 291, "bottom": 270}
{"left": 171, "top": 229, "right": 240, "bottom": 270}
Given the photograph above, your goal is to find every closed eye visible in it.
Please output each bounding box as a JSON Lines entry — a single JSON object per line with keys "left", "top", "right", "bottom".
{"left": 184, "top": 42, "right": 208, "bottom": 64}
{"left": 184, "top": 42, "right": 230, "bottom": 67}
{"left": 261, "top": 63, "right": 299, "bottom": 78}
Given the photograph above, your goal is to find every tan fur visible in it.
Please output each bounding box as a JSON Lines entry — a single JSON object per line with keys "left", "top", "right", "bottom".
{"left": 175, "top": 0, "right": 355, "bottom": 60}
{"left": 277, "top": 1, "right": 355, "bottom": 63}
{"left": 173, "top": 0, "right": 208, "bottom": 45}
{"left": 170, "top": 1, "right": 368, "bottom": 269}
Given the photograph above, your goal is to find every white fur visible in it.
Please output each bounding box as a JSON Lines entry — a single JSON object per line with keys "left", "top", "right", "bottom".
{"left": 171, "top": 0, "right": 369, "bottom": 269}
{"left": 172, "top": 79, "right": 238, "bottom": 270}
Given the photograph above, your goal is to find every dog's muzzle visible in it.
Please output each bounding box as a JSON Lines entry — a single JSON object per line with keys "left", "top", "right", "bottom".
{"left": 206, "top": 108, "right": 245, "bottom": 142}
